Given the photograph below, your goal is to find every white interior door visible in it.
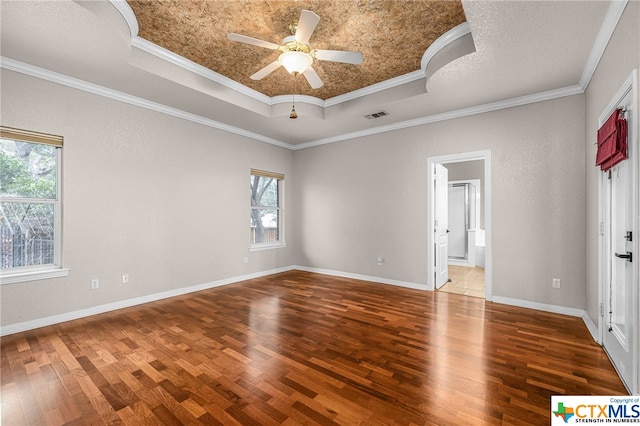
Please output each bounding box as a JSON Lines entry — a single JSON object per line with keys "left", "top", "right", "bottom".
{"left": 603, "top": 160, "right": 636, "bottom": 392}
{"left": 434, "top": 164, "right": 449, "bottom": 288}
{"left": 599, "top": 73, "right": 638, "bottom": 394}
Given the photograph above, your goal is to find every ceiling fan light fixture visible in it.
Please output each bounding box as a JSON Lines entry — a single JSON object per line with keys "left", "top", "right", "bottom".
{"left": 228, "top": 10, "right": 361, "bottom": 90}
{"left": 278, "top": 51, "right": 313, "bottom": 75}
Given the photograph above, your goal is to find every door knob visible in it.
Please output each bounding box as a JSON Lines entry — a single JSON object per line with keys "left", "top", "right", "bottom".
{"left": 615, "top": 251, "right": 632, "bottom": 262}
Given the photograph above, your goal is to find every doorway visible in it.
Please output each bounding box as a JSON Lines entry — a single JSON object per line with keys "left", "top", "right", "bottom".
{"left": 427, "top": 150, "right": 492, "bottom": 300}
{"left": 448, "top": 179, "right": 481, "bottom": 266}
{"left": 598, "top": 70, "right": 638, "bottom": 394}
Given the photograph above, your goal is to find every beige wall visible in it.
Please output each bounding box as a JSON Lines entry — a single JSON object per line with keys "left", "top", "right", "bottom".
{"left": 2, "top": 2, "right": 637, "bottom": 331}
{"left": 584, "top": 1, "right": 640, "bottom": 327}
{"left": 1, "top": 71, "right": 295, "bottom": 326}
{"left": 293, "top": 94, "right": 587, "bottom": 307}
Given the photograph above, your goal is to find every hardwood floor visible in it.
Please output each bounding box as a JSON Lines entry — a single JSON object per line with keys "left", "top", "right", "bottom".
{"left": 1, "top": 270, "right": 626, "bottom": 425}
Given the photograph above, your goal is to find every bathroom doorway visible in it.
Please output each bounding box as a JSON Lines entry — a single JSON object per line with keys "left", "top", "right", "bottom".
{"left": 443, "top": 176, "right": 485, "bottom": 298}
{"left": 427, "top": 151, "right": 492, "bottom": 300}
{"left": 448, "top": 180, "right": 480, "bottom": 265}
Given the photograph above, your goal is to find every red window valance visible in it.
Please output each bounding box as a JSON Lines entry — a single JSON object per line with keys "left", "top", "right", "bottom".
{"left": 595, "top": 109, "right": 627, "bottom": 171}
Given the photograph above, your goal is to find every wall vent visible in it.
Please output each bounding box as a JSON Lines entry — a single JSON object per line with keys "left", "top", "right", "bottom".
{"left": 364, "top": 111, "right": 389, "bottom": 119}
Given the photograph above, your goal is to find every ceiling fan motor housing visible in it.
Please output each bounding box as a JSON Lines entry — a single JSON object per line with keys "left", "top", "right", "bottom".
{"left": 281, "top": 36, "right": 312, "bottom": 54}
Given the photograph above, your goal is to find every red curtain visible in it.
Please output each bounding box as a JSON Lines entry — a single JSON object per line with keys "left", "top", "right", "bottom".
{"left": 595, "top": 109, "right": 628, "bottom": 171}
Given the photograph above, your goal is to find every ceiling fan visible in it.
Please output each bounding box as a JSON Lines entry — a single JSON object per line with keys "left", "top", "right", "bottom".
{"left": 227, "top": 10, "right": 363, "bottom": 89}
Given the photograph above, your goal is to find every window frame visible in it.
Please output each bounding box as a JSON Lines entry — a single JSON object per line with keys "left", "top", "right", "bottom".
{"left": 0, "top": 126, "right": 69, "bottom": 284}
{"left": 250, "top": 169, "right": 286, "bottom": 251}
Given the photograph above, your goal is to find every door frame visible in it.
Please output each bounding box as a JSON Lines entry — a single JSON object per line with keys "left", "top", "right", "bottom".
{"left": 597, "top": 70, "right": 639, "bottom": 394}
{"left": 427, "top": 150, "right": 492, "bottom": 300}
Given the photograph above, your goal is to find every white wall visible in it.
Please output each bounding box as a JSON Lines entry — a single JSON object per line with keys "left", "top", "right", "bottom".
{"left": 293, "top": 94, "right": 587, "bottom": 307}
{"left": 1, "top": 71, "right": 295, "bottom": 327}
{"left": 584, "top": 1, "right": 640, "bottom": 327}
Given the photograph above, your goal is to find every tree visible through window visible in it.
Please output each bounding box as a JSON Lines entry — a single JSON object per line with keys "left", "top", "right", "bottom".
{"left": 250, "top": 169, "right": 283, "bottom": 245}
{"left": 1, "top": 127, "right": 62, "bottom": 271}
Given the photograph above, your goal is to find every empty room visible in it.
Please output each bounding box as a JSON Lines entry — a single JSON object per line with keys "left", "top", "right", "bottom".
{"left": 1, "top": 0, "right": 639, "bottom": 424}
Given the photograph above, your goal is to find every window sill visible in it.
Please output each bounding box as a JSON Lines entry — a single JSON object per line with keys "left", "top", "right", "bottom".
{"left": 0, "top": 268, "right": 70, "bottom": 285}
{"left": 249, "top": 243, "right": 287, "bottom": 252}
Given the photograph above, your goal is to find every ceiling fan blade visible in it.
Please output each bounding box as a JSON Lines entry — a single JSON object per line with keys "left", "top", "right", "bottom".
{"left": 294, "top": 10, "right": 320, "bottom": 45}
{"left": 303, "top": 67, "right": 324, "bottom": 89}
{"left": 250, "top": 61, "right": 282, "bottom": 80}
{"left": 227, "top": 33, "right": 280, "bottom": 50}
{"left": 315, "top": 49, "right": 363, "bottom": 65}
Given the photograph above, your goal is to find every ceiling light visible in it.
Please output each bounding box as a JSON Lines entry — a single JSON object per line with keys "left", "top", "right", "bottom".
{"left": 278, "top": 51, "right": 313, "bottom": 75}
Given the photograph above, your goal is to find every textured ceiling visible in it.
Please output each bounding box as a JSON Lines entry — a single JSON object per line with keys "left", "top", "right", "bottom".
{"left": 127, "top": 0, "right": 466, "bottom": 100}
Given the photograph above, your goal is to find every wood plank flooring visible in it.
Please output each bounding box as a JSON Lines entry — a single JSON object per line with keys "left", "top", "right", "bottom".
{"left": 1, "top": 270, "right": 627, "bottom": 425}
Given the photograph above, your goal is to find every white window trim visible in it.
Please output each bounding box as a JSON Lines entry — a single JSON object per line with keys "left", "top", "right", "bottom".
{"left": 250, "top": 171, "right": 285, "bottom": 250}
{"left": 1, "top": 133, "right": 67, "bottom": 283}
{"left": 249, "top": 242, "right": 288, "bottom": 252}
{"left": 1, "top": 267, "right": 70, "bottom": 285}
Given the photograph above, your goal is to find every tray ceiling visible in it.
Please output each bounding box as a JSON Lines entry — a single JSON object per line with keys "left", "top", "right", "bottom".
{"left": 1, "top": 1, "right": 613, "bottom": 146}
{"left": 127, "top": 0, "right": 466, "bottom": 100}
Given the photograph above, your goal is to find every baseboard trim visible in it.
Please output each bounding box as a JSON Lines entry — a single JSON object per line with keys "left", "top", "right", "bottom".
{"left": 2, "top": 266, "right": 600, "bottom": 346}
{"left": 293, "top": 265, "right": 428, "bottom": 291}
{"left": 492, "top": 296, "right": 585, "bottom": 317}
{"left": 0, "top": 266, "right": 295, "bottom": 336}
{"left": 292, "top": 271, "right": 601, "bottom": 345}
{"left": 492, "top": 296, "right": 600, "bottom": 344}
{"left": 581, "top": 312, "right": 601, "bottom": 344}
{"left": 448, "top": 259, "right": 475, "bottom": 268}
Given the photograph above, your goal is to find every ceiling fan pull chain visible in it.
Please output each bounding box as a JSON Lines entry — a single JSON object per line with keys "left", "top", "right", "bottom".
{"left": 290, "top": 74, "right": 298, "bottom": 119}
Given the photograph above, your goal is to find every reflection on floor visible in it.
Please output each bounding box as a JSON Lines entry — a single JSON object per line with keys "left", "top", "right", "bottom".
{"left": 439, "top": 265, "right": 485, "bottom": 298}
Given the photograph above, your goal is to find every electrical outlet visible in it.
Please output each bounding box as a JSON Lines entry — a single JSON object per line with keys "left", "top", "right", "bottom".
{"left": 122, "top": 274, "right": 129, "bottom": 284}
{"left": 552, "top": 278, "right": 560, "bottom": 289}
{"left": 91, "top": 279, "right": 99, "bottom": 290}
{"left": 377, "top": 257, "right": 384, "bottom": 266}
{"left": 243, "top": 257, "right": 249, "bottom": 264}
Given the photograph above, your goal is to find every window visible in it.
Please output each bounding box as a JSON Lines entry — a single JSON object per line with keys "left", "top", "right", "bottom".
{"left": 250, "top": 169, "right": 285, "bottom": 250}
{"left": 0, "top": 126, "right": 67, "bottom": 283}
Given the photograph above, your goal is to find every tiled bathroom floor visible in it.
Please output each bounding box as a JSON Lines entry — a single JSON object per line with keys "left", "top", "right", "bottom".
{"left": 439, "top": 265, "right": 485, "bottom": 298}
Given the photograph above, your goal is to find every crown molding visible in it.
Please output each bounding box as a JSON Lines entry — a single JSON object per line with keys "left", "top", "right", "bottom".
{"left": 110, "top": 0, "right": 139, "bottom": 38}
{"left": 108, "top": 0, "right": 452, "bottom": 110}
{"left": 270, "top": 94, "right": 326, "bottom": 108}
{"left": 115, "top": 0, "right": 279, "bottom": 107}
{"left": 0, "top": 57, "right": 294, "bottom": 150}
{"left": 131, "top": 36, "right": 275, "bottom": 106}
{"left": 75, "top": 0, "right": 628, "bottom": 150}
{"left": 324, "top": 70, "right": 425, "bottom": 107}
{"left": 130, "top": 34, "right": 429, "bottom": 110}
{"left": 421, "top": 22, "right": 476, "bottom": 86}
{"left": 111, "top": 0, "right": 625, "bottom": 104}
{"left": 421, "top": 22, "right": 471, "bottom": 70}
{"left": 292, "top": 84, "right": 584, "bottom": 150}
{"left": 579, "top": 0, "right": 628, "bottom": 90}
{"left": 2, "top": 57, "right": 585, "bottom": 151}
